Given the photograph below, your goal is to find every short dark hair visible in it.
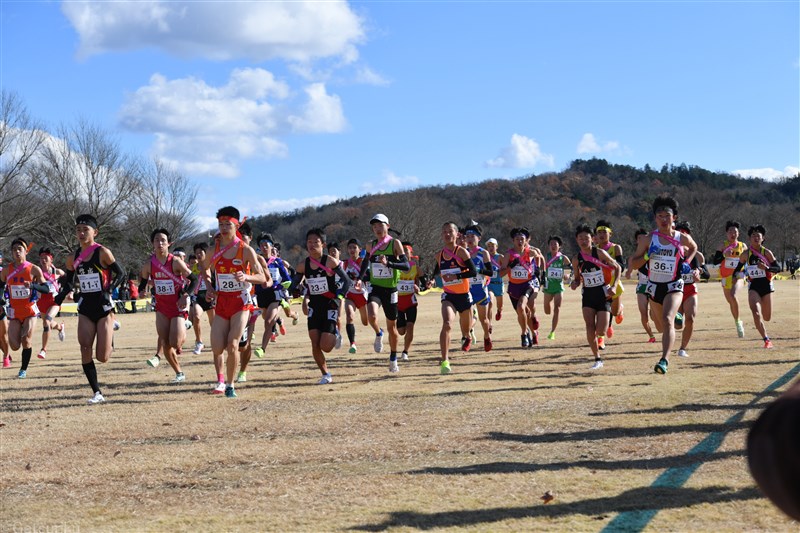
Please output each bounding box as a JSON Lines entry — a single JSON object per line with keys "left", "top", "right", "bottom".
{"left": 652, "top": 196, "right": 679, "bottom": 215}
{"left": 347, "top": 238, "right": 361, "bottom": 248}
{"left": 173, "top": 247, "right": 186, "bottom": 255}
{"left": 193, "top": 242, "right": 209, "bottom": 253}
{"left": 38, "top": 247, "right": 53, "bottom": 256}
{"left": 726, "top": 220, "right": 741, "bottom": 231}
{"left": 327, "top": 242, "right": 340, "bottom": 252}
{"left": 10, "top": 237, "right": 28, "bottom": 249}
{"left": 634, "top": 228, "right": 648, "bottom": 238}
{"left": 150, "top": 228, "right": 170, "bottom": 242}
{"left": 216, "top": 206, "right": 240, "bottom": 220}
{"left": 510, "top": 226, "right": 531, "bottom": 239}
{"left": 75, "top": 214, "right": 98, "bottom": 228}
{"left": 306, "top": 228, "right": 326, "bottom": 243}
{"left": 675, "top": 221, "right": 692, "bottom": 235}
{"left": 239, "top": 222, "right": 252, "bottom": 238}
{"left": 258, "top": 233, "right": 274, "bottom": 245}
{"left": 748, "top": 224, "right": 766, "bottom": 237}
{"left": 547, "top": 235, "right": 563, "bottom": 246}
{"left": 575, "top": 224, "right": 593, "bottom": 237}
{"left": 595, "top": 220, "right": 612, "bottom": 231}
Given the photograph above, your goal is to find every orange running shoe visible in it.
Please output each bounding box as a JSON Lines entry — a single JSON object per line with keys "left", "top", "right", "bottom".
{"left": 607, "top": 325, "right": 614, "bottom": 338}
{"left": 615, "top": 312, "right": 624, "bottom": 325}
{"left": 764, "top": 339, "right": 774, "bottom": 349}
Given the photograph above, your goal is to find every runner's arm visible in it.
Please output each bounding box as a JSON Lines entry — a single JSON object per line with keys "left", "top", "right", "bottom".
{"left": 54, "top": 270, "right": 75, "bottom": 306}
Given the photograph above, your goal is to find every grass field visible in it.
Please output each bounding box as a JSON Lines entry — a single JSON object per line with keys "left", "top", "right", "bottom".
{"left": 2, "top": 280, "right": 799, "bottom": 532}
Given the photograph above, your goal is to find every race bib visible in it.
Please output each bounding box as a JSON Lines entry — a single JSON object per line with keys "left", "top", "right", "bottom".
{"left": 649, "top": 254, "right": 677, "bottom": 283}
{"left": 307, "top": 276, "right": 329, "bottom": 295}
{"left": 10, "top": 285, "right": 30, "bottom": 299}
{"left": 154, "top": 279, "right": 175, "bottom": 296}
{"left": 638, "top": 272, "right": 648, "bottom": 284}
{"left": 724, "top": 257, "right": 739, "bottom": 270}
{"left": 547, "top": 267, "right": 563, "bottom": 280}
{"left": 371, "top": 262, "right": 392, "bottom": 279}
{"left": 469, "top": 274, "right": 484, "bottom": 286}
{"left": 510, "top": 265, "right": 529, "bottom": 280}
{"left": 216, "top": 273, "right": 244, "bottom": 293}
{"left": 269, "top": 267, "right": 281, "bottom": 284}
{"left": 397, "top": 279, "right": 415, "bottom": 294}
{"left": 78, "top": 273, "right": 103, "bottom": 293}
{"left": 682, "top": 271, "right": 696, "bottom": 284}
{"left": 746, "top": 265, "right": 766, "bottom": 279}
{"left": 583, "top": 269, "right": 605, "bottom": 288}
{"left": 198, "top": 278, "right": 207, "bottom": 291}
{"left": 441, "top": 267, "right": 462, "bottom": 287}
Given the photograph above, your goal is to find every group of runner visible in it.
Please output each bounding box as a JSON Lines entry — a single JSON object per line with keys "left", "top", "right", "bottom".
{"left": 0, "top": 197, "right": 784, "bottom": 402}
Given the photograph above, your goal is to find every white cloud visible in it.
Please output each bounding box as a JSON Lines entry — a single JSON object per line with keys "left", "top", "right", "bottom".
{"left": 361, "top": 170, "right": 420, "bottom": 193}
{"left": 62, "top": 1, "right": 365, "bottom": 63}
{"left": 354, "top": 66, "right": 390, "bottom": 86}
{"left": 733, "top": 166, "right": 800, "bottom": 181}
{"left": 485, "top": 134, "right": 554, "bottom": 169}
{"left": 288, "top": 83, "right": 346, "bottom": 133}
{"left": 118, "top": 69, "right": 344, "bottom": 177}
{"left": 244, "top": 195, "right": 342, "bottom": 215}
{"left": 576, "top": 133, "right": 620, "bottom": 155}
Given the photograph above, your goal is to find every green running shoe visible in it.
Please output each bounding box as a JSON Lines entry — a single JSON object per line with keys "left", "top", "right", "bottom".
{"left": 654, "top": 358, "right": 668, "bottom": 374}
{"left": 253, "top": 347, "right": 265, "bottom": 358}
{"left": 547, "top": 331, "right": 556, "bottom": 340}
{"left": 440, "top": 360, "right": 451, "bottom": 375}
{"left": 225, "top": 385, "right": 237, "bottom": 398}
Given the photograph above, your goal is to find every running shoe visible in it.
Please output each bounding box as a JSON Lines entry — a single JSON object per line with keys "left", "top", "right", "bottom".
{"left": 521, "top": 334, "right": 530, "bottom": 348}
{"left": 147, "top": 355, "right": 160, "bottom": 368}
{"left": 615, "top": 312, "right": 624, "bottom": 325}
{"left": 469, "top": 328, "right": 477, "bottom": 344}
{"left": 292, "top": 314, "right": 299, "bottom": 326}
{"left": 270, "top": 332, "right": 278, "bottom": 343}
{"left": 654, "top": 357, "right": 668, "bottom": 374}
{"left": 531, "top": 316, "right": 540, "bottom": 332}
{"left": 374, "top": 329, "right": 384, "bottom": 353}
{"left": 224, "top": 385, "right": 237, "bottom": 398}
{"left": 279, "top": 322, "right": 287, "bottom": 336}
{"left": 440, "top": 360, "right": 451, "bottom": 375}
{"left": 648, "top": 337, "right": 656, "bottom": 343}
{"left": 172, "top": 372, "right": 186, "bottom": 383}
{"left": 2, "top": 356, "right": 10, "bottom": 368}
{"left": 176, "top": 348, "right": 182, "bottom": 355}
{"left": 349, "top": 343, "right": 357, "bottom": 354}
{"left": 317, "top": 373, "right": 333, "bottom": 385}
{"left": 213, "top": 382, "right": 226, "bottom": 394}
{"left": 674, "top": 313, "right": 684, "bottom": 329}
{"left": 531, "top": 330, "right": 539, "bottom": 346}
{"left": 254, "top": 347, "right": 265, "bottom": 358}
{"left": 389, "top": 360, "right": 399, "bottom": 373}
{"left": 736, "top": 320, "right": 745, "bottom": 338}
{"left": 38, "top": 349, "right": 46, "bottom": 360}
{"left": 597, "top": 337, "right": 605, "bottom": 350}
{"left": 484, "top": 338, "right": 493, "bottom": 352}
{"left": 87, "top": 391, "right": 105, "bottom": 404}
{"left": 677, "top": 349, "right": 689, "bottom": 358}
{"left": 495, "top": 310, "right": 502, "bottom": 321}
{"left": 185, "top": 321, "right": 192, "bottom": 330}
{"left": 58, "top": 323, "right": 66, "bottom": 341}
{"left": 401, "top": 351, "right": 409, "bottom": 361}
{"left": 547, "top": 331, "right": 556, "bottom": 341}
{"left": 236, "top": 371, "right": 247, "bottom": 383}
{"left": 18, "top": 369, "right": 27, "bottom": 379}
{"left": 764, "top": 339, "right": 774, "bottom": 349}
{"left": 461, "top": 336, "right": 472, "bottom": 352}
{"left": 113, "top": 321, "right": 121, "bottom": 331}
{"left": 193, "top": 342, "right": 204, "bottom": 355}
{"left": 591, "top": 359, "right": 604, "bottom": 370}
{"left": 607, "top": 325, "right": 614, "bottom": 338}
{"left": 335, "top": 330, "right": 343, "bottom": 350}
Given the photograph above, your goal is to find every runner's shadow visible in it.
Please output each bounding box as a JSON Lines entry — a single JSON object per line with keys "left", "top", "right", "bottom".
{"left": 588, "top": 402, "right": 771, "bottom": 417}
{"left": 350, "top": 485, "right": 760, "bottom": 531}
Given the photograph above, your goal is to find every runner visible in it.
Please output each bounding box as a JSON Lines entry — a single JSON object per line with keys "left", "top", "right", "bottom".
{"left": 36, "top": 247, "right": 66, "bottom": 359}
{"left": 396, "top": 241, "right": 421, "bottom": 360}
{"left": 542, "top": 236, "right": 570, "bottom": 340}
{"left": 327, "top": 242, "right": 345, "bottom": 349}
{"left": 630, "top": 197, "right": 698, "bottom": 374}
{"left": 739, "top": 224, "right": 780, "bottom": 349}
{"left": 500, "top": 227, "right": 545, "bottom": 348}
{"left": 712, "top": 221, "right": 748, "bottom": 338}
{"left": 485, "top": 238, "right": 505, "bottom": 325}
{"left": 189, "top": 242, "right": 215, "bottom": 355}
{"left": 358, "top": 214, "right": 410, "bottom": 372}
{"left": 0, "top": 238, "right": 51, "bottom": 378}
{"left": 595, "top": 220, "right": 625, "bottom": 337}
{"left": 625, "top": 228, "right": 657, "bottom": 344}
{"left": 570, "top": 225, "right": 621, "bottom": 369}
{"left": 199, "top": 207, "right": 266, "bottom": 398}
{"left": 252, "top": 233, "right": 291, "bottom": 359}
{"left": 342, "top": 238, "right": 378, "bottom": 354}
{"left": 463, "top": 223, "right": 494, "bottom": 351}
{"left": 290, "top": 228, "right": 350, "bottom": 384}
{"left": 139, "top": 229, "right": 198, "bottom": 382}
{"left": 53, "top": 214, "right": 126, "bottom": 403}
{"left": 434, "top": 222, "right": 477, "bottom": 374}
{"left": 674, "top": 221, "right": 707, "bottom": 358}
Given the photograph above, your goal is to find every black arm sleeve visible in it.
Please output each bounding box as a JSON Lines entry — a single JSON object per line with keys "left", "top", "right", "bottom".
{"left": 108, "top": 262, "right": 125, "bottom": 291}
{"left": 767, "top": 260, "right": 781, "bottom": 273}
{"left": 0, "top": 279, "right": 5, "bottom": 306}
{"left": 699, "top": 264, "right": 711, "bottom": 280}
{"left": 456, "top": 259, "right": 477, "bottom": 279}
{"left": 480, "top": 261, "right": 493, "bottom": 277}
{"left": 432, "top": 261, "right": 440, "bottom": 277}
{"left": 712, "top": 251, "right": 724, "bottom": 265}
{"left": 54, "top": 270, "right": 75, "bottom": 306}
{"left": 182, "top": 272, "right": 199, "bottom": 295}
{"left": 138, "top": 277, "right": 149, "bottom": 294}
{"left": 30, "top": 282, "right": 51, "bottom": 293}
{"left": 386, "top": 254, "right": 410, "bottom": 272}
{"left": 358, "top": 257, "right": 371, "bottom": 281}
{"left": 334, "top": 264, "right": 351, "bottom": 298}
{"left": 734, "top": 261, "right": 745, "bottom": 274}
{"left": 288, "top": 272, "right": 305, "bottom": 294}
{"left": 615, "top": 254, "right": 625, "bottom": 268}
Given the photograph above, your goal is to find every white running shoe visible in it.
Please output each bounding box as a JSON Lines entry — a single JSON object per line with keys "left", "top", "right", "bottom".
{"left": 591, "top": 360, "right": 604, "bottom": 370}
{"left": 389, "top": 360, "right": 399, "bottom": 373}
{"left": 147, "top": 355, "right": 160, "bottom": 368}
{"left": 172, "top": 372, "right": 186, "bottom": 383}
{"left": 213, "top": 382, "right": 226, "bottom": 394}
{"left": 113, "top": 321, "right": 121, "bottom": 331}
{"left": 401, "top": 351, "right": 409, "bottom": 361}
{"left": 37, "top": 349, "right": 47, "bottom": 360}
{"left": 736, "top": 320, "right": 745, "bottom": 338}
{"left": 335, "top": 330, "right": 342, "bottom": 350}
{"left": 374, "top": 329, "right": 384, "bottom": 353}
{"left": 193, "top": 342, "right": 204, "bottom": 355}
{"left": 317, "top": 373, "right": 333, "bottom": 385}
{"left": 677, "top": 349, "right": 689, "bottom": 358}
{"left": 87, "top": 391, "right": 105, "bottom": 404}
{"left": 58, "top": 323, "right": 66, "bottom": 342}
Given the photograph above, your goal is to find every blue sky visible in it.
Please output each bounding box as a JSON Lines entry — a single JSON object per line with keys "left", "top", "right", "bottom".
{"left": 3, "top": 1, "right": 798, "bottom": 229}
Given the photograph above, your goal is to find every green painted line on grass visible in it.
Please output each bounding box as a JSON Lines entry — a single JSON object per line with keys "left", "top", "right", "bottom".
{"left": 602, "top": 361, "right": 800, "bottom": 533}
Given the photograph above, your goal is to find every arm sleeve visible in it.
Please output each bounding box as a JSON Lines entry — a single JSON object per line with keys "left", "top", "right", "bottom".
{"left": 0, "top": 279, "right": 5, "bottom": 305}
{"left": 30, "top": 282, "right": 51, "bottom": 293}
{"left": 334, "top": 264, "right": 351, "bottom": 298}
{"left": 615, "top": 254, "right": 625, "bottom": 268}
{"left": 53, "top": 270, "right": 75, "bottom": 306}
{"left": 699, "top": 264, "right": 711, "bottom": 280}
{"left": 456, "top": 259, "right": 477, "bottom": 279}
{"left": 138, "top": 277, "right": 149, "bottom": 294}
{"left": 288, "top": 272, "right": 305, "bottom": 295}
{"left": 734, "top": 261, "right": 746, "bottom": 274}
{"left": 386, "top": 254, "right": 410, "bottom": 272}
{"left": 358, "top": 257, "right": 371, "bottom": 281}
{"left": 711, "top": 251, "right": 724, "bottom": 265}
{"left": 767, "top": 260, "right": 781, "bottom": 273}
{"left": 108, "top": 262, "right": 125, "bottom": 291}
{"left": 182, "top": 272, "right": 199, "bottom": 295}
{"left": 480, "top": 261, "right": 494, "bottom": 277}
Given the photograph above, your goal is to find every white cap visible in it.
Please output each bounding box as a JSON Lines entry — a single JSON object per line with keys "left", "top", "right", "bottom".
{"left": 370, "top": 213, "right": 389, "bottom": 225}
{"left": 486, "top": 238, "right": 498, "bottom": 245}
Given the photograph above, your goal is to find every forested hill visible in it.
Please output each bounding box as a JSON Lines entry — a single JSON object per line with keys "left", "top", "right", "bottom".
{"left": 245, "top": 158, "right": 800, "bottom": 273}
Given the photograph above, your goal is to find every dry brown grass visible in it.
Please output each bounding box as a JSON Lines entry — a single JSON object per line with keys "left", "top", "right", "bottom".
{"left": 2, "top": 280, "right": 799, "bottom": 532}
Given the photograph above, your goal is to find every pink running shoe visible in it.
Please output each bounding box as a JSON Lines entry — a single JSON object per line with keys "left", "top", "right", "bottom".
{"left": 764, "top": 340, "right": 774, "bottom": 349}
